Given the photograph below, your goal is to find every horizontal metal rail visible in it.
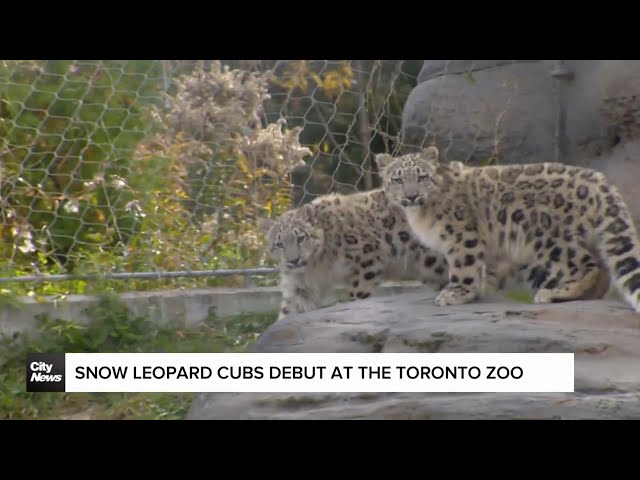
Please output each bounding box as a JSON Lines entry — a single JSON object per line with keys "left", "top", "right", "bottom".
{"left": 0, "top": 267, "right": 279, "bottom": 284}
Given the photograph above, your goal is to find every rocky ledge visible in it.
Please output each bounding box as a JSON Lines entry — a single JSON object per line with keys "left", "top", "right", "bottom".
{"left": 187, "top": 291, "right": 640, "bottom": 420}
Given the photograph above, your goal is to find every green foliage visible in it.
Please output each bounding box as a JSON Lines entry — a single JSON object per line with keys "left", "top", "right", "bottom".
{"left": 0, "top": 61, "right": 162, "bottom": 274}
{"left": 0, "top": 60, "right": 306, "bottom": 295}
{"left": 128, "top": 62, "right": 312, "bottom": 285}
{"left": 259, "top": 60, "right": 421, "bottom": 203}
{"left": 0, "top": 295, "right": 278, "bottom": 419}
{"left": 0, "top": 60, "right": 417, "bottom": 296}
{"left": 504, "top": 289, "right": 535, "bottom": 304}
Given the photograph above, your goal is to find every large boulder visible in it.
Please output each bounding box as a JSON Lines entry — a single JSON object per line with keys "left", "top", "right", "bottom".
{"left": 584, "top": 138, "right": 640, "bottom": 225}
{"left": 187, "top": 290, "right": 640, "bottom": 420}
{"left": 401, "top": 60, "right": 640, "bottom": 165}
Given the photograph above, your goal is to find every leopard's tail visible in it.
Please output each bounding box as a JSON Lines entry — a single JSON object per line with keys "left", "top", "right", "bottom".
{"left": 595, "top": 183, "right": 640, "bottom": 313}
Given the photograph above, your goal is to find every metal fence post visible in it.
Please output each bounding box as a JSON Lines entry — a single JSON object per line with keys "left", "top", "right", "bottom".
{"left": 550, "top": 60, "right": 574, "bottom": 162}
{"left": 161, "top": 60, "right": 170, "bottom": 91}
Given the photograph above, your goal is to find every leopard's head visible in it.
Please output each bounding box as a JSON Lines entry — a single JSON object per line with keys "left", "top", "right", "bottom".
{"left": 375, "top": 146, "right": 456, "bottom": 209}
{"left": 258, "top": 204, "right": 324, "bottom": 271}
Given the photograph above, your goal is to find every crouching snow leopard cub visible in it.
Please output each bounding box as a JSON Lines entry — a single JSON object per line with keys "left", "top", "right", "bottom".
{"left": 258, "top": 188, "right": 451, "bottom": 321}
{"left": 375, "top": 146, "right": 634, "bottom": 311}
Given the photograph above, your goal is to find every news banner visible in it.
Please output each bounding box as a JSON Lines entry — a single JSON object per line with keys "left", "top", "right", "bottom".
{"left": 26, "top": 352, "right": 575, "bottom": 393}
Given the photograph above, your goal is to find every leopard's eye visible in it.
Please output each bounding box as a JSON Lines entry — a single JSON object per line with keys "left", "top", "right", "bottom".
{"left": 418, "top": 174, "right": 429, "bottom": 182}
{"left": 275, "top": 242, "right": 284, "bottom": 248}
{"left": 392, "top": 177, "right": 403, "bottom": 184}
{"left": 297, "top": 236, "right": 306, "bottom": 243}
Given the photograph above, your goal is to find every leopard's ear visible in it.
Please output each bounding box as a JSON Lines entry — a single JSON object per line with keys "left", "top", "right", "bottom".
{"left": 374, "top": 153, "right": 395, "bottom": 171}
{"left": 445, "top": 160, "right": 467, "bottom": 177}
{"left": 300, "top": 203, "right": 316, "bottom": 224}
{"left": 449, "top": 161, "right": 465, "bottom": 171}
{"left": 420, "top": 146, "right": 440, "bottom": 162}
{"left": 257, "top": 217, "right": 274, "bottom": 236}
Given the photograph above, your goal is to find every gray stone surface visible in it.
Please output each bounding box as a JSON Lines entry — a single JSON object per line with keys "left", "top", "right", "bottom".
{"left": 416, "top": 60, "right": 540, "bottom": 83}
{"left": 187, "top": 291, "right": 640, "bottom": 420}
{"left": 401, "top": 60, "right": 640, "bottom": 166}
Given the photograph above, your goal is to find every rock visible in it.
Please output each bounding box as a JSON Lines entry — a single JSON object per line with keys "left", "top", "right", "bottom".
{"left": 584, "top": 138, "right": 640, "bottom": 225}
{"left": 401, "top": 60, "right": 640, "bottom": 166}
{"left": 187, "top": 291, "right": 640, "bottom": 420}
{"left": 416, "top": 60, "right": 534, "bottom": 83}
{"left": 593, "top": 60, "right": 640, "bottom": 143}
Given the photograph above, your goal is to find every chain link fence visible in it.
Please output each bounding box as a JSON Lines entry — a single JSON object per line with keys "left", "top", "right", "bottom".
{"left": 0, "top": 60, "right": 425, "bottom": 296}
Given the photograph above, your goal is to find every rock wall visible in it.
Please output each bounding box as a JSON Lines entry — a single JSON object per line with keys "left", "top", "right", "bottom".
{"left": 400, "top": 60, "right": 640, "bottom": 223}
{"left": 401, "top": 60, "right": 640, "bottom": 165}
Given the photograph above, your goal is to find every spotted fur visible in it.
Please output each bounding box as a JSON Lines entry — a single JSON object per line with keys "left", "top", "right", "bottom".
{"left": 375, "top": 146, "right": 630, "bottom": 311}
{"left": 258, "top": 189, "right": 452, "bottom": 321}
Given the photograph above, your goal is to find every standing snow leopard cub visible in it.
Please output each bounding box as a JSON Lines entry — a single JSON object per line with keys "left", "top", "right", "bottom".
{"left": 375, "top": 146, "right": 631, "bottom": 310}
{"left": 258, "top": 188, "right": 451, "bottom": 321}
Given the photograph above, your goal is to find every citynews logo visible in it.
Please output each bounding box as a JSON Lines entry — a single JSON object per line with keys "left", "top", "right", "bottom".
{"left": 26, "top": 353, "right": 66, "bottom": 392}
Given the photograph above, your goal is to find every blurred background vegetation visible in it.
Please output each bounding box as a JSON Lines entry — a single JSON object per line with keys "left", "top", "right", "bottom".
{"left": 0, "top": 60, "right": 422, "bottom": 297}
